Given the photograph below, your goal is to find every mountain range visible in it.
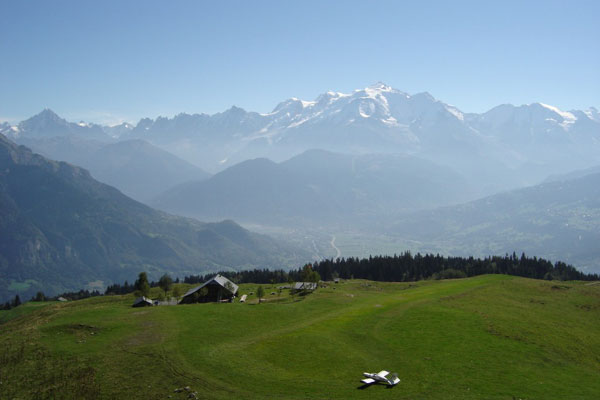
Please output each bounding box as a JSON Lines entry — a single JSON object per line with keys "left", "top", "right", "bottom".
{"left": 4, "top": 83, "right": 599, "bottom": 195}
{"left": 2, "top": 83, "right": 600, "bottom": 280}
{"left": 0, "top": 134, "right": 307, "bottom": 302}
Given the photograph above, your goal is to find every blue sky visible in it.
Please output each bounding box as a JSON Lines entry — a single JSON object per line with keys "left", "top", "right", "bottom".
{"left": 1, "top": 0, "right": 598, "bottom": 124}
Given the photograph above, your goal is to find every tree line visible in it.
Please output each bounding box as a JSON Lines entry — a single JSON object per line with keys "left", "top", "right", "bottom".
{"left": 311, "top": 252, "right": 599, "bottom": 282}
{"left": 4, "top": 252, "right": 596, "bottom": 309}
{"left": 182, "top": 252, "right": 597, "bottom": 285}
{"left": 1, "top": 294, "right": 22, "bottom": 311}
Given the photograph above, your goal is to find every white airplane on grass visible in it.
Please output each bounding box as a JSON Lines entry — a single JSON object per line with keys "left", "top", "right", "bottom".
{"left": 361, "top": 370, "right": 400, "bottom": 386}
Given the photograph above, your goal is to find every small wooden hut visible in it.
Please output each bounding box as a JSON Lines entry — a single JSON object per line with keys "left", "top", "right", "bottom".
{"left": 180, "top": 274, "right": 238, "bottom": 304}
{"left": 132, "top": 296, "right": 153, "bottom": 307}
{"left": 291, "top": 282, "right": 317, "bottom": 294}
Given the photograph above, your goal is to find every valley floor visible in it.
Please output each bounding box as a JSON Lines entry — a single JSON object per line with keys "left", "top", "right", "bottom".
{"left": 1, "top": 275, "right": 599, "bottom": 399}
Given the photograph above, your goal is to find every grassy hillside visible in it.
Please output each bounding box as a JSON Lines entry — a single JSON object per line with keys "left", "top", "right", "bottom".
{"left": 0, "top": 301, "right": 58, "bottom": 324}
{"left": 1, "top": 275, "right": 599, "bottom": 399}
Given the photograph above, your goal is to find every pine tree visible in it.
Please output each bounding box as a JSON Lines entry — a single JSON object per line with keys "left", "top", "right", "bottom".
{"left": 134, "top": 272, "right": 150, "bottom": 297}
{"left": 158, "top": 274, "right": 173, "bottom": 297}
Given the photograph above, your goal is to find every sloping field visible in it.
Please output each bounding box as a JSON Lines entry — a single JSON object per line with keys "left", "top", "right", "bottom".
{"left": 1, "top": 275, "right": 599, "bottom": 399}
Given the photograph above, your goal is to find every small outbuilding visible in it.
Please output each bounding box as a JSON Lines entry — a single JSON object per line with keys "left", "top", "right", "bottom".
{"left": 180, "top": 274, "right": 238, "bottom": 304}
{"left": 132, "top": 296, "right": 154, "bottom": 307}
{"left": 292, "top": 282, "right": 318, "bottom": 293}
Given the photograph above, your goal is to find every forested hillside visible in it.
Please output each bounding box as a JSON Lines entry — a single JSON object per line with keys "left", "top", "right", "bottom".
{"left": 0, "top": 134, "right": 306, "bottom": 302}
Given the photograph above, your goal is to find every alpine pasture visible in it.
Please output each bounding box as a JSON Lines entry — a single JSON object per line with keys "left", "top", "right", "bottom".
{"left": 1, "top": 275, "right": 599, "bottom": 399}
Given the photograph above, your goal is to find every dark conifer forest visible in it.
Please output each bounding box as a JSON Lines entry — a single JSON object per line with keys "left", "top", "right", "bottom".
{"left": 32, "top": 253, "right": 594, "bottom": 302}
{"left": 178, "top": 252, "right": 598, "bottom": 288}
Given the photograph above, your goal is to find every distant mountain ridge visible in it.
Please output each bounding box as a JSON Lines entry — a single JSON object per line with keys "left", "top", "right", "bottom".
{"left": 16, "top": 136, "right": 210, "bottom": 202}
{"left": 390, "top": 172, "right": 600, "bottom": 274}
{"left": 0, "top": 134, "right": 307, "bottom": 302}
{"left": 7, "top": 108, "right": 110, "bottom": 141}
{"left": 4, "top": 85, "right": 598, "bottom": 192}
{"left": 152, "top": 149, "right": 473, "bottom": 226}
{"left": 543, "top": 164, "right": 600, "bottom": 183}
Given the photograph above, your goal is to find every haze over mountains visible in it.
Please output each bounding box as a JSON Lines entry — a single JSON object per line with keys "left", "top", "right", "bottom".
{"left": 2, "top": 83, "right": 600, "bottom": 298}
{"left": 109, "top": 83, "right": 599, "bottom": 187}
{"left": 0, "top": 134, "right": 307, "bottom": 302}
{"left": 4, "top": 83, "right": 599, "bottom": 193}
{"left": 16, "top": 135, "right": 210, "bottom": 202}
{"left": 153, "top": 149, "right": 472, "bottom": 226}
{"left": 389, "top": 172, "right": 600, "bottom": 274}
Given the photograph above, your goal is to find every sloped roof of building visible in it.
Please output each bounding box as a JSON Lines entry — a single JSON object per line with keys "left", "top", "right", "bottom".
{"left": 293, "top": 282, "right": 317, "bottom": 290}
{"left": 132, "top": 296, "right": 153, "bottom": 307}
{"left": 183, "top": 274, "right": 239, "bottom": 298}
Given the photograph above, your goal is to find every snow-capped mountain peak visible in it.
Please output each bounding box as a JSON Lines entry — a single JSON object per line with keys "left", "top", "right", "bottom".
{"left": 584, "top": 107, "right": 599, "bottom": 122}
{"left": 8, "top": 86, "right": 600, "bottom": 177}
{"left": 363, "top": 81, "right": 405, "bottom": 96}
{"left": 15, "top": 108, "right": 110, "bottom": 140}
{"left": 103, "top": 122, "right": 134, "bottom": 138}
{"left": 538, "top": 103, "right": 577, "bottom": 122}
{"left": 444, "top": 105, "right": 465, "bottom": 121}
{"left": 315, "top": 90, "right": 350, "bottom": 105}
{"left": 261, "top": 83, "right": 473, "bottom": 136}
{"left": 367, "top": 81, "right": 393, "bottom": 90}
{"left": 270, "top": 98, "right": 309, "bottom": 115}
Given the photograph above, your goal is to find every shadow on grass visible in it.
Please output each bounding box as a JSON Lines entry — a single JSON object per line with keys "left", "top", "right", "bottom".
{"left": 357, "top": 384, "right": 397, "bottom": 390}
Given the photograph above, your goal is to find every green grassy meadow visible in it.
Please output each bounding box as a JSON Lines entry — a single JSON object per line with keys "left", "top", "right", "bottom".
{"left": 1, "top": 275, "right": 599, "bottom": 399}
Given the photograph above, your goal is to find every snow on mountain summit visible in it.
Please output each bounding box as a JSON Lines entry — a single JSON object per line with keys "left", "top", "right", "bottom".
{"left": 9, "top": 85, "right": 600, "bottom": 176}
{"left": 584, "top": 107, "right": 599, "bottom": 122}
{"left": 263, "top": 82, "right": 463, "bottom": 133}
{"left": 538, "top": 103, "right": 577, "bottom": 128}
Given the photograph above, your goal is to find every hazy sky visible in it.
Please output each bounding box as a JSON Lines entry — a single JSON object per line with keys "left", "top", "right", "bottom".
{"left": 1, "top": 0, "right": 598, "bottom": 124}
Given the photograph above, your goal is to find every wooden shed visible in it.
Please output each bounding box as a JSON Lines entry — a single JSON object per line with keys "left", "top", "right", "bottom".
{"left": 292, "top": 282, "right": 317, "bottom": 293}
{"left": 132, "top": 296, "right": 153, "bottom": 307}
{"left": 180, "top": 274, "right": 239, "bottom": 304}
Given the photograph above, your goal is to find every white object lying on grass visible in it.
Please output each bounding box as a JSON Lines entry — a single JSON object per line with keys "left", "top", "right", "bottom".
{"left": 361, "top": 370, "right": 400, "bottom": 386}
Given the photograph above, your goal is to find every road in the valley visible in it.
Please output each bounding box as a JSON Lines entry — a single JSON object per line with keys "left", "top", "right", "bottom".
{"left": 330, "top": 235, "right": 341, "bottom": 261}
